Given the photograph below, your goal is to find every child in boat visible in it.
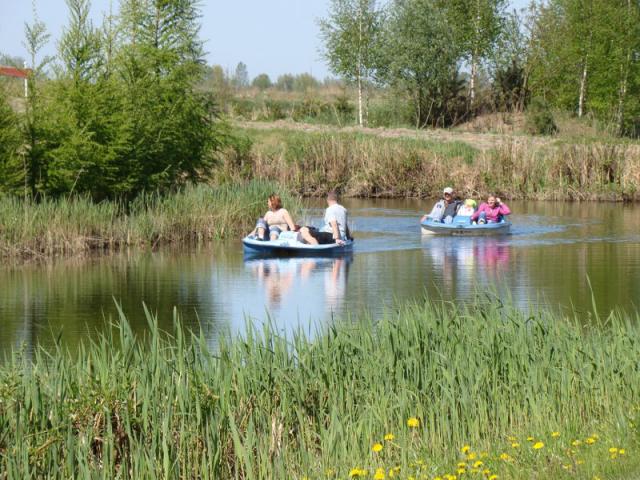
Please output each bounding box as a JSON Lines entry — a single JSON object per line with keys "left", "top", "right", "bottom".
{"left": 471, "top": 195, "right": 511, "bottom": 224}
{"left": 458, "top": 199, "right": 477, "bottom": 217}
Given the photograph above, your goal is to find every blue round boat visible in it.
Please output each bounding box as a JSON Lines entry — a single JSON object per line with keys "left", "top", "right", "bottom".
{"left": 420, "top": 216, "right": 511, "bottom": 236}
{"left": 242, "top": 231, "right": 354, "bottom": 256}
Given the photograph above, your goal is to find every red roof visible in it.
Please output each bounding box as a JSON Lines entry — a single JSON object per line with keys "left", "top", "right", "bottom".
{"left": 0, "top": 66, "right": 30, "bottom": 79}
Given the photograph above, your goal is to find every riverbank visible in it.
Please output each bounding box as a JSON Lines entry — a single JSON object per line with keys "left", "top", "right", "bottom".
{"left": 224, "top": 123, "right": 640, "bottom": 201}
{"left": 0, "top": 181, "right": 301, "bottom": 261}
{"left": 2, "top": 298, "right": 639, "bottom": 479}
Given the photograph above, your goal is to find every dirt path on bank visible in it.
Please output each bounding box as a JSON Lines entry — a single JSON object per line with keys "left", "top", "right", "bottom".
{"left": 234, "top": 119, "right": 554, "bottom": 152}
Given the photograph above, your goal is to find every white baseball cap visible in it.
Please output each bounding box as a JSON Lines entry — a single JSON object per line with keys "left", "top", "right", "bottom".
{"left": 443, "top": 187, "right": 454, "bottom": 194}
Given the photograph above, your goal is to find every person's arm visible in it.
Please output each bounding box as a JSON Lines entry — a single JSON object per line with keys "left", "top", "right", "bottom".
{"left": 330, "top": 219, "right": 345, "bottom": 244}
{"left": 497, "top": 200, "right": 511, "bottom": 216}
{"left": 282, "top": 209, "right": 296, "bottom": 231}
{"left": 471, "top": 204, "right": 484, "bottom": 221}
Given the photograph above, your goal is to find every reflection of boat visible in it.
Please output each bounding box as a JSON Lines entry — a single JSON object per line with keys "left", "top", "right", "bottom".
{"left": 420, "top": 217, "right": 511, "bottom": 236}
{"left": 242, "top": 234, "right": 354, "bottom": 256}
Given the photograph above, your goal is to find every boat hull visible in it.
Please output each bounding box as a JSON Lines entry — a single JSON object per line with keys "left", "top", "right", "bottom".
{"left": 420, "top": 220, "right": 511, "bottom": 236}
{"left": 242, "top": 236, "right": 354, "bottom": 256}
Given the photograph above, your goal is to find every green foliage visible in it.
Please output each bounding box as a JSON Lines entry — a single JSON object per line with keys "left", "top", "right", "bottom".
{"left": 0, "top": 90, "right": 23, "bottom": 194}
{"left": 525, "top": 97, "right": 559, "bottom": 135}
{"left": 378, "top": 0, "right": 465, "bottom": 127}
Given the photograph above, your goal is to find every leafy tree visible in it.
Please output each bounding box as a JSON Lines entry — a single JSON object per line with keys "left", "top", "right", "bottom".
{"left": 233, "top": 61, "right": 249, "bottom": 88}
{"left": 377, "top": 0, "right": 462, "bottom": 127}
{"left": 319, "top": 0, "right": 382, "bottom": 125}
{"left": 252, "top": 73, "right": 272, "bottom": 90}
{"left": 293, "top": 73, "right": 319, "bottom": 92}
{"left": 0, "top": 89, "right": 24, "bottom": 195}
{"left": 439, "top": 0, "right": 507, "bottom": 105}
{"left": 275, "top": 74, "right": 295, "bottom": 91}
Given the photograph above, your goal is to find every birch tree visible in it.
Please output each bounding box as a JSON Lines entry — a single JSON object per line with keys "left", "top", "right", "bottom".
{"left": 319, "top": 0, "right": 381, "bottom": 126}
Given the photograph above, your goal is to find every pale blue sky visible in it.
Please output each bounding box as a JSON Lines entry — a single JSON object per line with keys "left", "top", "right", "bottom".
{"left": 1, "top": 0, "right": 530, "bottom": 80}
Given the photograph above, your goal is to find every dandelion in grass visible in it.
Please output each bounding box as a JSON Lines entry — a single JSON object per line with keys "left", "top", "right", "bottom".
{"left": 488, "top": 475, "right": 498, "bottom": 480}
{"left": 619, "top": 449, "right": 626, "bottom": 455}
{"left": 372, "top": 442, "right": 383, "bottom": 453}
{"left": 349, "top": 467, "right": 367, "bottom": 477}
{"left": 457, "top": 462, "right": 467, "bottom": 468}
{"left": 467, "top": 452, "right": 477, "bottom": 460}
{"left": 609, "top": 447, "right": 618, "bottom": 454}
{"left": 473, "top": 461, "right": 483, "bottom": 468}
{"left": 551, "top": 431, "right": 560, "bottom": 437}
{"left": 456, "top": 468, "right": 465, "bottom": 475}
{"left": 586, "top": 437, "right": 596, "bottom": 445}
{"left": 461, "top": 445, "right": 471, "bottom": 454}
{"left": 482, "top": 469, "right": 491, "bottom": 476}
{"left": 499, "top": 453, "right": 511, "bottom": 461}
{"left": 533, "top": 442, "right": 544, "bottom": 450}
{"left": 527, "top": 436, "right": 534, "bottom": 441}
{"left": 572, "top": 440, "right": 582, "bottom": 447}
{"left": 407, "top": 417, "right": 420, "bottom": 428}
{"left": 384, "top": 433, "right": 395, "bottom": 441}
{"left": 511, "top": 442, "right": 520, "bottom": 448}
{"left": 374, "top": 467, "right": 385, "bottom": 479}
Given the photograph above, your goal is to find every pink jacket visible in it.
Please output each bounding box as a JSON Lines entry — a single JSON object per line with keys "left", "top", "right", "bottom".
{"left": 471, "top": 202, "right": 511, "bottom": 222}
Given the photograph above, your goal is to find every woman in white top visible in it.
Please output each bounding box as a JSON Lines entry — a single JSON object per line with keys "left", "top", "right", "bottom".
{"left": 253, "top": 194, "right": 297, "bottom": 241}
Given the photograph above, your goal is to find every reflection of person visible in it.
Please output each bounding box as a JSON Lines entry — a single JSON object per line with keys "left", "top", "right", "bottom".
{"left": 471, "top": 195, "right": 511, "bottom": 224}
{"left": 324, "top": 257, "right": 349, "bottom": 312}
{"left": 252, "top": 194, "right": 297, "bottom": 241}
{"left": 421, "top": 187, "right": 462, "bottom": 223}
{"left": 254, "top": 260, "right": 294, "bottom": 309}
{"left": 300, "top": 191, "right": 351, "bottom": 245}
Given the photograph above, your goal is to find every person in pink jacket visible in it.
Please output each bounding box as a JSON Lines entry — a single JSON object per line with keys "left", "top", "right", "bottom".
{"left": 471, "top": 195, "right": 511, "bottom": 224}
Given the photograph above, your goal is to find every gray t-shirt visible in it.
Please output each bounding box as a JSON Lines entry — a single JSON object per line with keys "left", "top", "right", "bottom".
{"left": 320, "top": 203, "right": 348, "bottom": 239}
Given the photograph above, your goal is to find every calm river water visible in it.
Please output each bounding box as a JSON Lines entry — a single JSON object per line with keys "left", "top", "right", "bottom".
{"left": 2, "top": 199, "right": 640, "bottom": 356}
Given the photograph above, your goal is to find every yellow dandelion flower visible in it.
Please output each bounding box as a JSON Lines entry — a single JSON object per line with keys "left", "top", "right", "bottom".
{"left": 467, "top": 452, "right": 477, "bottom": 460}
{"left": 434, "top": 477, "right": 443, "bottom": 480}
{"left": 499, "top": 453, "right": 511, "bottom": 461}
{"left": 551, "top": 431, "right": 560, "bottom": 437}
{"left": 384, "top": 433, "right": 395, "bottom": 441}
{"left": 372, "top": 443, "right": 383, "bottom": 453}
{"left": 374, "top": 467, "right": 385, "bottom": 480}
{"left": 610, "top": 454, "right": 618, "bottom": 460}
{"left": 473, "top": 461, "right": 483, "bottom": 468}
{"left": 349, "top": 468, "right": 366, "bottom": 477}
{"left": 593, "top": 476, "right": 602, "bottom": 480}
{"left": 572, "top": 440, "right": 582, "bottom": 447}
{"left": 591, "top": 434, "right": 599, "bottom": 439}
{"left": 533, "top": 442, "right": 544, "bottom": 450}
{"left": 619, "top": 449, "right": 626, "bottom": 455}
{"left": 407, "top": 417, "right": 420, "bottom": 428}
{"left": 576, "top": 459, "right": 584, "bottom": 465}
{"left": 511, "top": 442, "right": 520, "bottom": 449}
{"left": 489, "top": 475, "right": 498, "bottom": 480}
{"left": 508, "top": 436, "right": 516, "bottom": 442}
{"left": 562, "top": 465, "right": 571, "bottom": 471}
{"left": 461, "top": 445, "right": 471, "bottom": 454}
{"left": 456, "top": 468, "right": 465, "bottom": 475}
{"left": 388, "top": 470, "right": 394, "bottom": 478}
{"left": 457, "top": 462, "right": 466, "bottom": 468}
{"left": 586, "top": 437, "right": 596, "bottom": 445}
{"left": 609, "top": 447, "right": 618, "bottom": 454}
{"left": 527, "top": 436, "right": 534, "bottom": 441}
{"left": 483, "top": 469, "right": 491, "bottom": 475}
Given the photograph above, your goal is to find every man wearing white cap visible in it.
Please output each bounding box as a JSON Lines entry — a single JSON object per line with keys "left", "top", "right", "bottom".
{"left": 421, "top": 186, "right": 462, "bottom": 223}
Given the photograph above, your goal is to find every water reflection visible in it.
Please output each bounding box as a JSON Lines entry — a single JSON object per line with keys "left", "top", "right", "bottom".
{"left": 243, "top": 255, "right": 352, "bottom": 320}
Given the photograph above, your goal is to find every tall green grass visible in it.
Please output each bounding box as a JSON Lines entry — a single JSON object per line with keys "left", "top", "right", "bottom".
{"left": 1, "top": 298, "right": 639, "bottom": 478}
{"left": 0, "top": 181, "right": 301, "bottom": 260}
{"left": 224, "top": 127, "right": 640, "bottom": 201}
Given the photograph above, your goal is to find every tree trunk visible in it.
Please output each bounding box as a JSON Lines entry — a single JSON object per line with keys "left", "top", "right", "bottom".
{"left": 470, "top": 53, "right": 477, "bottom": 103}
{"left": 357, "top": 73, "right": 363, "bottom": 126}
{"left": 578, "top": 55, "right": 587, "bottom": 118}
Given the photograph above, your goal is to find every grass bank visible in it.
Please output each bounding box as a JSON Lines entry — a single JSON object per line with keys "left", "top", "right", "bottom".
{"left": 222, "top": 126, "right": 640, "bottom": 200}
{"left": 0, "top": 181, "right": 300, "bottom": 261}
{"left": 2, "top": 298, "right": 639, "bottom": 478}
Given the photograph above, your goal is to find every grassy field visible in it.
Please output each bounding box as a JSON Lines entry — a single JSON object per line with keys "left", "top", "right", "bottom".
{"left": 223, "top": 124, "right": 640, "bottom": 201}
{"left": 0, "top": 181, "right": 301, "bottom": 261}
{"left": 1, "top": 297, "right": 639, "bottom": 479}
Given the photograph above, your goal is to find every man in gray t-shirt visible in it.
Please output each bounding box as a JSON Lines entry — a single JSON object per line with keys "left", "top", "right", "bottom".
{"left": 300, "top": 191, "right": 350, "bottom": 245}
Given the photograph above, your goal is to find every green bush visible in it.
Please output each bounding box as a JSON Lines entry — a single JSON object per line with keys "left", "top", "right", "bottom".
{"left": 526, "top": 97, "right": 559, "bottom": 135}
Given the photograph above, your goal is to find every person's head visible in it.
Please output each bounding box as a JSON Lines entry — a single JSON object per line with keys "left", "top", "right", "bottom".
{"left": 464, "top": 199, "right": 476, "bottom": 208}
{"left": 327, "top": 190, "right": 339, "bottom": 205}
{"left": 487, "top": 195, "right": 497, "bottom": 207}
{"left": 443, "top": 187, "right": 454, "bottom": 202}
{"left": 268, "top": 194, "right": 283, "bottom": 211}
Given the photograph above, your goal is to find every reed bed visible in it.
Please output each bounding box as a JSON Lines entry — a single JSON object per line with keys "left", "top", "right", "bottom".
{"left": 1, "top": 298, "right": 639, "bottom": 479}
{"left": 225, "top": 128, "right": 640, "bottom": 201}
{"left": 0, "top": 181, "right": 300, "bottom": 260}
